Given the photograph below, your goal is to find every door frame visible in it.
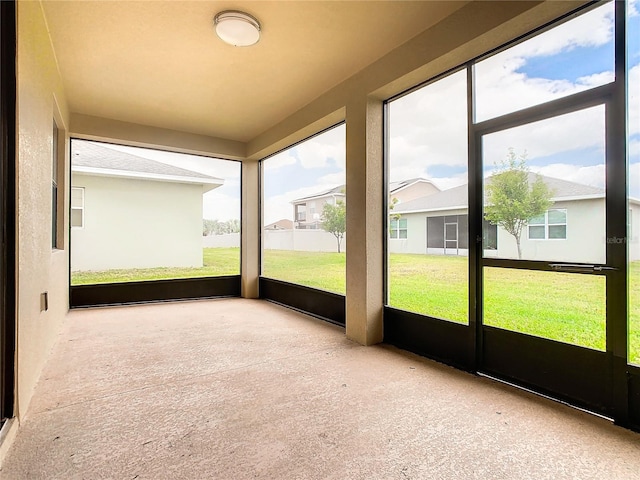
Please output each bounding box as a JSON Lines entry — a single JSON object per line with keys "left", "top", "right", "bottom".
{"left": 0, "top": 0, "right": 16, "bottom": 423}
{"left": 385, "top": 0, "right": 638, "bottom": 429}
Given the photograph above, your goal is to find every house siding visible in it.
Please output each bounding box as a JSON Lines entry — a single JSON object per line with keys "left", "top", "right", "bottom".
{"left": 391, "top": 199, "right": 608, "bottom": 264}
{"left": 392, "top": 181, "right": 439, "bottom": 204}
{"left": 71, "top": 174, "right": 204, "bottom": 271}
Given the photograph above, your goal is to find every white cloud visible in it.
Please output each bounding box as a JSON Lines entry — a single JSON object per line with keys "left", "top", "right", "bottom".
{"left": 577, "top": 71, "right": 615, "bottom": 87}
{"left": 203, "top": 191, "right": 240, "bottom": 221}
{"left": 387, "top": 6, "right": 618, "bottom": 190}
{"left": 474, "top": 3, "right": 615, "bottom": 121}
{"left": 630, "top": 64, "right": 640, "bottom": 136}
{"left": 318, "top": 172, "right": 345, "bottom": 186}
{"left": 483, "top": 104, "right": 605, "bottom": 165}
{"left": 264, "top": 150, "right": 296, "bottom": 171}
{"left": 388, "top": 69, "right": 468, "bottom": 183}
{"left": 532, "top": 163, "right": 605, "bottom": 189}
{"left": 296, "top": 125, "right": 346, "bottom": 169}
{"left": 510, "top": 3, "right": 614, "bottom": 59}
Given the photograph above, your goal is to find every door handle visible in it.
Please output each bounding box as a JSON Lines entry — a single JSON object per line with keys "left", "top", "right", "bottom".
{"left": 548, "top": 263, "right": 618, "bottom": 273}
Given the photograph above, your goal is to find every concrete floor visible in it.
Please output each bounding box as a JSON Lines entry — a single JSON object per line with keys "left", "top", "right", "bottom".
{"left": 1, "top": 298, "right": 639, "bottom": 479}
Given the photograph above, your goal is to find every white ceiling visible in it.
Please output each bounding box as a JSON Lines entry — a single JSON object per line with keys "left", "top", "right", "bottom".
{"left": 42, "top": 1, "right": 469, "bottom": 143}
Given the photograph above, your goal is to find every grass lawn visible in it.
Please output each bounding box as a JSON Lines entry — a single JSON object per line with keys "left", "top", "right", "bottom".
{"left": 72, "top": 248, "right": 640, "bottom": 364}
{"left": 71, "top": 247, "right": 240, "bottom": 285}
{"left": 262, "top": 250, "right": 346, "bottom": 293}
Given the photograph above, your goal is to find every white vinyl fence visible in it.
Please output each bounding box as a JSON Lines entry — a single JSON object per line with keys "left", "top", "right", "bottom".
{"left": 203, "top": 229, "right": 344, "bottom": 253}
{"left": 203, "top": 233, "right": 240, "bottom": 248}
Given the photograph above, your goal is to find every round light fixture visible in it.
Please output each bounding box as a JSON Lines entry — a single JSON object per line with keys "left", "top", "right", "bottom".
{"left": 214, "top": 10, "right": 261, "bottom": 47}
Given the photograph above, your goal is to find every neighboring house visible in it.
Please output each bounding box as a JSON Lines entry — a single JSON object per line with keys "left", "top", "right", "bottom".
{"left": 389, "top": 178, "right": 440, "bottom": 204}
{"left": 291, "top": 178, "right": 439, "bottom": 229}
{"left": 71, "top": 140, "right": 224, "bottom": 271}
{"left": 264, "top": 219, "right": 294, "bottom": 230}
{"left": 391, "top": 173, "right": 640, "bottom": 264}
{"left": 292, "top": 186, "right": 345, "bottom": 229}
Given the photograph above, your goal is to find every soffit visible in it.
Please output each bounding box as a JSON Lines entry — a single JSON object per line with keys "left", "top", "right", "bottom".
{"left": 41, "top": 1, "right": 469, "bottom": 144}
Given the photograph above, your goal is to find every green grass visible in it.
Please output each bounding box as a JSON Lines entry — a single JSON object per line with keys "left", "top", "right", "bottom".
{"left": 483, "top": 268, "right": 606, "bottom": 351}
{"left": 71, "top": 247, "right": 240, "bottom": 285}
{"left": 262, "top": 250, "right": 345, "bottom": 294}
{"left": 72, "top": 248, "right": 640, "bottom": 364}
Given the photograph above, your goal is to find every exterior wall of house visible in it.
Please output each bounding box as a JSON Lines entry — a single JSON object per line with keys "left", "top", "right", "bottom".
{"left": 390, "top": 199, "right": 606, "bottom": 264}
{"left": 495, "top": 199, "right": 605, "bottom": 264}
{"left": 392, "top": 181, "right": 439, "bottom": 205}
{"left": 390, "top": 208, "right": 467, "bottom": 255}
{"left": 71, "top": 174, "right": 204, "bottom": 271}
{"left": 293, "top": 194, "right": 342, "bottom": 229}
{"left": 12, "top": 0, "right": 71, "bottom": 442}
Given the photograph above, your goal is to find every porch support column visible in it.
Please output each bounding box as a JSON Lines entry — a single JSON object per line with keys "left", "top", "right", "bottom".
{"left": 241, "top": 160, "right": 259, "bottom": 298}
{"left": 345, "top": 96, "right": 384, "bottom": 346}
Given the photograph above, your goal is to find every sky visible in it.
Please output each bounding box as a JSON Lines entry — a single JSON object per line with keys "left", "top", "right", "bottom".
{"left": 389, "top": 1, "right": 639, "bottom": 197}
{"left": 92, "top": 1, "right": 639, "bottom": 225}
{"left": 263, "top": 125, "right": 345, "bottom": 225}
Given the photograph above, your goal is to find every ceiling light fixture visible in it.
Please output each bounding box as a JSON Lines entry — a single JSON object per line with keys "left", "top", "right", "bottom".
{"left": 214, "top": 10, "right": 261, "bottom": 47}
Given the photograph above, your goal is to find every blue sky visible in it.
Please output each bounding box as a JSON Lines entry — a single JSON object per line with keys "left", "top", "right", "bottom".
{"left": 390, "top": 1, "right": 639, "bottom": 198}
{"left": 263, "top": 125, "right": 345, "bottom": 224}
{"left": 519, "top": 42, "right": 613, "bottom": 82}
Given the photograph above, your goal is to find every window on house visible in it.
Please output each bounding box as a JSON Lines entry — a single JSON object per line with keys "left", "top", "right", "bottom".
{"left": 70, "top": 187, "right": 84, "bottom": 228}
{"left": 528, "top": 209, "right": 567, "bottom": 240}
{"left": 261, "top": 124, "right": 346, "bottom": 294}
{"left": 389, "top": 218, "right": 407, "bottom": 239}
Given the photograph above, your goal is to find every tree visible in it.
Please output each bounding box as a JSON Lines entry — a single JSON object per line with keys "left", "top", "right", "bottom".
{"left": 202, "top": 218, "right": 240, "bottom": 236}
{"left": 203, "top": 219, "right": 219, "bottom": 236}
{"left": 389, "top": 197, "right": 401, "bottom": 221}
{"left": 321, "top": 200, "right": 346, "bottom": 253}
{"left": 484, "top": 148, "right": 553, "bottom": 259}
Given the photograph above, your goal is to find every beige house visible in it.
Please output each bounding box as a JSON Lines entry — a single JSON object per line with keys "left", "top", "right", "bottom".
{"left": 292, "top": 178, "right": 438, "bottom": 229}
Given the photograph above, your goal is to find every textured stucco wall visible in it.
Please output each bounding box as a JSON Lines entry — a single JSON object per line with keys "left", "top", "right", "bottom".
{"left": 70, "top": 174, "right": 204, "bottom": 271}
{"left": 16, "top": 0, "right": 70, "bottom": 420}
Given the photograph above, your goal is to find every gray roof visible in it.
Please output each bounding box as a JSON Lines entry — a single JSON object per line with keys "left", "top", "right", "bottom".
{"left": 293, "top": 185, "right": 345, "bottom": 203}
{"left": 395, "top": 173, "right": 604, "bottom": 213}
{"left": 389, "top": 177, "right": 437, "bottom": 193}
{"left": 292, "top": 178, "right": 433, "bottom": 204}
{"left": 71, "top": 140, "right": 223, "bottom": 182}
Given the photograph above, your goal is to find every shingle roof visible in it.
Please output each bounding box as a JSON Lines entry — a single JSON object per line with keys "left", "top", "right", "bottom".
{"left": 389, "top": 177, "right": 437, "bottom": 193}
{"left": 292, "top": 185, "right": 345, "bottom": 203}
{"left": 394, "top": 173, "right": 604, "bottom": 213}
{"left": 71, "top": 140, "right": 223, "bottom": 183}
{"left": 292, "top": 178, "right": 434, "bottom": 204}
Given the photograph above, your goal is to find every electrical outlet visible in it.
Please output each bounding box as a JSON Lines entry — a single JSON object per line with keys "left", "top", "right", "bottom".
{"left": 40, "top": 291, "right": 48, "bottom": 312}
